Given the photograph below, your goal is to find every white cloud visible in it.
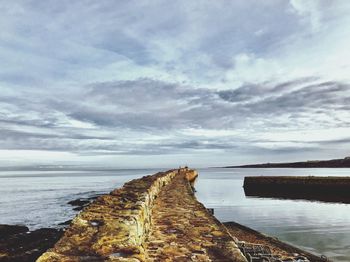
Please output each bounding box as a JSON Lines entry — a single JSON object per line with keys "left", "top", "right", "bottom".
{"left": 289, "top": 0, "right": 322, "bottom": 32}
{"left": 1, "top": 1, "right": 350, "bottom": 167}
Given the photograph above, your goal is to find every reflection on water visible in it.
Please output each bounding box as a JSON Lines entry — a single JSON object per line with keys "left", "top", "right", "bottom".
{"left": 195, "top": 168, "right": 350, "bottom": 262}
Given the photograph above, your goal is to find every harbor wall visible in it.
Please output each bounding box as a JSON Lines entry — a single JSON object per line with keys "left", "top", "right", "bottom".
{"left": 244, "top": 176, "right": 350, "bottom": 203}
{"left": 37, "top": 169, "right": 180, "bottom": 261}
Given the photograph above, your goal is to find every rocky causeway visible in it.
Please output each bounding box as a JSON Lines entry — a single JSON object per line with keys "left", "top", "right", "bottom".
{"left": 1, "top": 168, "right": 328, "bottom": 261}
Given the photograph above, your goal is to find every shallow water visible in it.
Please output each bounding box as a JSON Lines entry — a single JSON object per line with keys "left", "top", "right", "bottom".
{"left": 0, "top": 168, "right": 349, "bottom": 261}
{"left": 195, "top": 168, "right": 350, "bottom": 261}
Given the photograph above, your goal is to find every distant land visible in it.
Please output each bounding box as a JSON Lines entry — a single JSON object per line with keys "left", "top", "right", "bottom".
{"left": 225, "top": 156, "right": 350, "bottom": 168}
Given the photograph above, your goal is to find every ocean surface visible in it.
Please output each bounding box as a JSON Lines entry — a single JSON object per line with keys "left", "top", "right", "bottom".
{"left": 1, "top": 168, "right": 349, "bottom": 261}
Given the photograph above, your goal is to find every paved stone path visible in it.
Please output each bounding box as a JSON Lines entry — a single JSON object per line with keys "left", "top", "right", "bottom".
{"left": 145, "top": 170, "right": 246, "bottom": 262}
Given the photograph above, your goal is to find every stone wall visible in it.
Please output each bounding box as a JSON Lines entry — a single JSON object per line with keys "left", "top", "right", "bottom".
{"left": 37, "top": 170, "right": 180, "bottom": 262}
{"left": 244, "top": 176, "right": 350, "bottom": 204}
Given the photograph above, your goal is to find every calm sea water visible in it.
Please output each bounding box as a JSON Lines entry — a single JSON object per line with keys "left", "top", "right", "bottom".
{"left": 196, "top": 168, "right": 350, "bottom": 262}
{"left": 0, "top": 169, "right": 159, "bottom": 229}
{"left": 0, "top": 168, "right": 349, "bottom": 261}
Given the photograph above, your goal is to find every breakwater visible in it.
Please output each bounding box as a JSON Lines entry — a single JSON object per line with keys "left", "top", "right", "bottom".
{"left": 244, "top": 176, "right": 350, "bottom": 204}
{"left": 37, "top": 168, "right": 246, "bottom": 261}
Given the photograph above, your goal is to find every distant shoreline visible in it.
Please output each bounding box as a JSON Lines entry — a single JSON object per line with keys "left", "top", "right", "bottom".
{"left": 224, "top": 156, "right": 350, "bottom": 168}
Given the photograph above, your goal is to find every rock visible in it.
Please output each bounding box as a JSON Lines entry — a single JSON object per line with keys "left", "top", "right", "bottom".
{"left": 0, "top": 225, "right": 29, "bottom": 238}
{"left": 72, "top": 206, "right": 85, "bottom": 211}
{"left": 0, "top": 225, "right": 63, "bottom": 262}
{"left": 67, "top": 198, "right": 90, "bottom": 206}
{"left": 67, "top": 194, "right": 103, "bottom": 211}
{"left": 58, "top": 220, "right": 72, "bottom": 226}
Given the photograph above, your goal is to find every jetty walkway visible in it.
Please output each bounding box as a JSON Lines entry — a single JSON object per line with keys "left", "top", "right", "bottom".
{"left": 37, "top": 168, "right": 247, "bottom": 262}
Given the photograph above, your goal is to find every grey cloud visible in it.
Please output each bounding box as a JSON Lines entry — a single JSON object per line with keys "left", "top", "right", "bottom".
{"left": 218, "top": 80, "right": 350, "bottom": 120}
{"left": 217, "top": 84, "right": 266, "bottom": 103}
{"left": 0, "top": 128, "right": 111, "bottom": 141}
{"left": 314, "top": 137, "right": 350, "bottom": 145}
{"left": 61, "top": 79, "right": 218, "bottom": 130}
{"left": 1, "top": 76, "right": 350, "bottom": 159}
{"left": 250, "top": 81, "right": 349, "bottom": 113}
{"left": 217, "top": 77, "right": 317, "bottom": 103}
{"left": 1, "top": 1, "right": 350, "bottom": 166}
{"left": 45, "top": 78, "right": 350, "bottom": 133}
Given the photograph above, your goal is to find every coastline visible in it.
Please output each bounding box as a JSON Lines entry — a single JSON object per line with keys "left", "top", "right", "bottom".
{"left": 1, "top": 169, "right": 329, "bottom": 261}
{"left": 0, "top": 192, "right": 103, "bottom": 262}
{"left": 1, "top": 219, "right": 328, "bottom": 261}
{"left": 225, "top": 157, "right": 350, "bottom": 168}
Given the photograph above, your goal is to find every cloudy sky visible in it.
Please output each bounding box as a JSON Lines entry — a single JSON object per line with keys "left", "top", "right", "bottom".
{"left": 1, "top": 0, "right": 350, "bottom": 168}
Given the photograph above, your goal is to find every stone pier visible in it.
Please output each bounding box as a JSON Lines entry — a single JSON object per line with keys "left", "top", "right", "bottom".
{"left": 37, "top": 168, "right": 247, "bottom": 262}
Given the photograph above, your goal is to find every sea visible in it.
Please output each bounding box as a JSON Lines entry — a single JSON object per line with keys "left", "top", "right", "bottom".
{"left": 0, "top": 167, "right": 349, "bottom": 261}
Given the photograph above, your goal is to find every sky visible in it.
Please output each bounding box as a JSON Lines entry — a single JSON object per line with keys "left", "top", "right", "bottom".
{"left": 1, "top": 0, "right": 350, "bottom": 168}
